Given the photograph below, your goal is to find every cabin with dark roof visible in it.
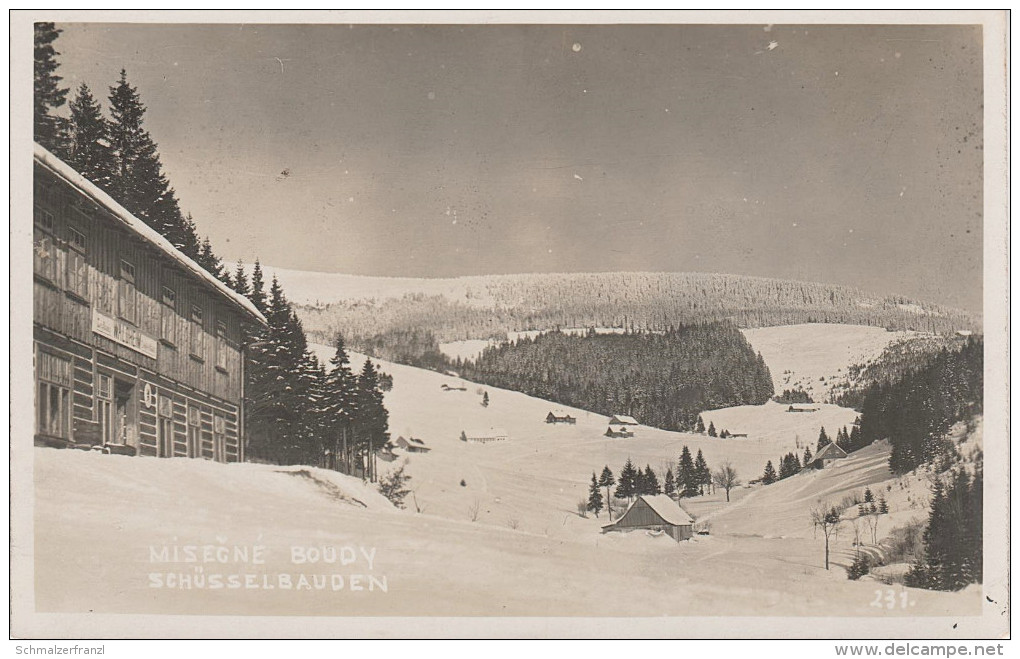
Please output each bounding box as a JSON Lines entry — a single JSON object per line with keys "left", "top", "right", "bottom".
{"left": 32, "top": 144, "right": 267, "bottom": 461}
{"left": 546, "top": 410, "right": 576, "bottom": 424}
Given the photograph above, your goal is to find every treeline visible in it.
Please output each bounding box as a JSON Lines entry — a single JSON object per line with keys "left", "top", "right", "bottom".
{"left": 296, "top": 271, "right": 978, "bottom": 350}
{"left": 457, "top": 323, "right": 773, "bottom": 433}
{"left": 238, "top": 265, "right": 391, "bottom": 470}
{"left": 853, "top": 337, "right": 983, "bottom": 474}
{"left": 356, "top": 326, "right": 448, "bottom": 371}
{"left": 587, "top": 447, "right": 715, "bottom": 517}
{"left": 35, "top": 24, "right": 391, "bottom": 473}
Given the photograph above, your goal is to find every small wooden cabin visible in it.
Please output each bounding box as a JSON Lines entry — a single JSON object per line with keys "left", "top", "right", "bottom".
{"left": 605, "top": 426, "right": 634, "bottom": 438}
{"left": 809, "top": 442, "right": 848, "bottom": 468}
{"left": 546, "top": 410, "right": 576, "bottom": 424}
{"left": 395, "top": 436, "right": 430, "bottom": 453}
{"left": 602, "top": 494, "right": 695, "bottom": 542}
{"left": 608, "top": 414, "right": 638, "bottom": 426}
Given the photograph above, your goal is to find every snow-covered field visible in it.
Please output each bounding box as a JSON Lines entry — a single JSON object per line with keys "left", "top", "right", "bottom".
{"left": 33, "top": 338, "right": 979, "bottom": 620}
{"left": 742, "top": 324, "right": 920, "bottom": 402}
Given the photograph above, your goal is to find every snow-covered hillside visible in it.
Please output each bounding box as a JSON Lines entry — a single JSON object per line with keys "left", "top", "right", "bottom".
{"left": 742, "top": 324, "right": 920, "bottom": 402}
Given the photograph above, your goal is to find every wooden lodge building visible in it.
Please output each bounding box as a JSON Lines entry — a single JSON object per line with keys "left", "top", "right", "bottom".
{"left": 545, "top": 410, "right": 576, "bottom": 424}
{"left": 602, "top": 494, "right": 695, "bottom": 542}
{"left": 808, "top": 442, "right": 848, "bottom": 469}
{"left": 32, "top": 144, "right": 267, "bottom": 462}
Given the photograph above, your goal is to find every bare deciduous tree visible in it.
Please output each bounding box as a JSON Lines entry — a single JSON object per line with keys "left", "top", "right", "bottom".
{"left": 468, "top": 498, "right": 481, "bottom": 522}
{"left": 712, "top": 462, "right": 741, "bottom": 502}
{"left": 811, "top": 504, "right": 844, "bottom": 570}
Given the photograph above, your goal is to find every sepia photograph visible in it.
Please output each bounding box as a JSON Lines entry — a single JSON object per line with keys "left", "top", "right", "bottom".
{"left": 9, "top": 10, "right": 1009, "bottom": 643}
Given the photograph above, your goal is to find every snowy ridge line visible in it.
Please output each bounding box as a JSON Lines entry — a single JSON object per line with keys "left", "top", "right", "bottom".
{"left": 33, "top": 143, "right": 267, "bottom": 325}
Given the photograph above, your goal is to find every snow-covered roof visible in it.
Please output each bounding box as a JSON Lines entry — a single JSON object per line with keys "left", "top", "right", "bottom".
{"left": 548, "top": 409, "right": 574, "bottom": 417}
{"left": 610, "top": 414, "right": 638, "bottom": 425}
{"left": 639, "top": 495, "right": 695, "bottom": 526}
{"left": 34, "top": 143, "right": 267, "bottom": 326}
{"left": 813, "top": 442, "right": 848, "bottom": 461}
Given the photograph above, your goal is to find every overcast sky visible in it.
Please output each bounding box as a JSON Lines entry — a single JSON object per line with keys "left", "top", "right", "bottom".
{"left": 51, "top": 22, "right": 983, "bottom": 314}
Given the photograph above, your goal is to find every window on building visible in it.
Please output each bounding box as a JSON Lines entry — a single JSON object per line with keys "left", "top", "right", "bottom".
{"left": 190, "top": 303, "right": 205, "bottom": 359}
{"left": 118, "top": 259, "right": 137, "bottom": 325}
{"left": 33, "top": 207, "right": 57, "bottom": 283}
{"left": 96, "top": 373, "right": 113, "bottom": 445}
{"left": 160, "top": 286, "right": 177, "bottom": 346}
{"left": 36, "top": 351, "right": 72, "bottom": 440}
{"left": 215, "top": 319, "right": 229, "bottom": 371}
{"left": 65, "top": 226, "right": 88, "bottom": 299}
{"left": 213, "top": 414, "right": 226, "bottom": 462}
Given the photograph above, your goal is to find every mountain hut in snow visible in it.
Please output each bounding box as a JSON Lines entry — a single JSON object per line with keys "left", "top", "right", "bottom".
{"left": 602, "top": 494, "right": 695, "bottom": 542}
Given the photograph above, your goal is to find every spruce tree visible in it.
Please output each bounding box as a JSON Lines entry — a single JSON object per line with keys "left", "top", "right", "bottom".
{"left": 66, "top": 82, "right": 115, "bottom": 190}
{"left": 694, "top": 449, "right": 710, "bottom": 495}
{"left": 707, "top": 421, "right": 717, "bottom": 437}
{"left": 663, "top": 467, "right": 676, "bottom": 497}
{"left": 644, "top": 465, "right": 661, "bottom": 495}
{"left": 864, "top": 487, "right": 874, "bottom": 503}
{"left": 817, "top": 426, "right": 831, "bottom": 451}
{"left": 34, "top": 22, "right": 69, "bottom": 153}
{"left": 678, "top": 446, "right": 698, "bottom": 497}
{"left": 587, "top": 472, "right": 604, "bottom": 517}
{"left": 598, "top": 466, "right": 616, "bottom": 520}
{"left": 762, "top": 460, "right": 777, "bottom": 485}
{"left": 695, "top": 415, "right": 706, "bottom": 434}
{"left": 107, "top": 69, "right": 200, "bottom": 257}
{"left": 249, "top": 259, "right": 268, "bottom": 314}
{"left": 232, "top": 260, "right": 250, "bottom": 296}
{"left": 878, "top": 495, "right": 889, "bottom": 514}
{"left": 803, "top": 445, "right": 813, "bottom": 466}
{"left": 356, "top": 359, "right": 390, "bottom": 480}
{"left": 616, "top": 458, "right": 638, "bottom": 500}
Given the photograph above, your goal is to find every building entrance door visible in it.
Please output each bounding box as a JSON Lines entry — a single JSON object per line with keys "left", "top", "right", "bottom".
{"left": 113, "top": 379, "right": 135, "bottom": 447}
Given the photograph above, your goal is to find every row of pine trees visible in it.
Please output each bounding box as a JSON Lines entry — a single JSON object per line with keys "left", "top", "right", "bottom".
{"left": 586, "top": 447, "right": 715, "bottom": 518}
{"left": 35, "top": 23, "right": 390, "bottom": 473}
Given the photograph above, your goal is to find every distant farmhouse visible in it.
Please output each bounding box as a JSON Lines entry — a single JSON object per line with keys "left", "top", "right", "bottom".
{"left": 546, "top": 410, "right": 576, "bottom": 424}
{"left": 808, "top": 442, "right": 847, "bottom": 468}
{"left": 441, "top": 383, "right": 468, "bottom": 392}
{"left": 605, "top": 426, "right": 634, "bottom": 438}
{"left": 602, "top": 494, "right": 695, "bottom": 542}
{"left": 395, "top": 436, "right": 431, "bottom": 453}
{"left": 786, "top": 404, "right": 819, "bottom": 413}
{"left": 608, "top": 414, "right": 638, "bottom": 425}
{"left": 462, "top": 428, "right": 508, "bottom": 444}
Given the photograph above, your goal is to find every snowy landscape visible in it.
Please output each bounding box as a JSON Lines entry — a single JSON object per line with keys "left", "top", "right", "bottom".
{"left": 21, "top": 17, "right": 999, "bottom": 639}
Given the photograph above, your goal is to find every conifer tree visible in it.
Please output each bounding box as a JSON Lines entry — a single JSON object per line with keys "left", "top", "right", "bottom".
{"left": 864, "top": 487, "right": 874, "bottom": 503}
{"left": 695, "top": 415, "right": 706, "bottom": 434}
{"left": 249, "top": 259, "right": 268, "bottom": 314}
{"left": 707, "top": 421, "right": 717, "bottom": 437}
{"left": 587, "top": 472, "right": 604, "bottom": 518}
{"left": 107, "top": 69, "right": 200, "bottom": 258}
{"left": 817, "top": 426, "right": 831, "bottom": 451}
{"left": 66, "top": 82, "right": 115, "bottom": 190}
{"left": 803, "top": 445, "right": 813, "bottom": 466}
{"left": 678, "top": 446, "right": 699, "bottom": 498}
{"left": 356, "top": 358, "right": 390, "bottom": 481}
{"left": 616, "top": 458, "right": 638, "bottom": 500}
{"left": 762, "top": 460, "right": 777, "bottom": 485}
{"left": 878, "top": 495, "right": 889, "bottom": 514}
{"left": 644, "top": 465, "right": 661, "bottom": 495}
{"left": 663, "top": 467, "right": 676, "bottom": 497}
{"left": 598, "top": 466, "right": 616, "bottom": 520}
{"left": 694, "top": 449, "right": 710, "bottom": 495}
{"left": 34, "top": 22, "right": 69, "bottom": 153}
{"left": 232, "top": 260, "right": 250, "bottom": 297}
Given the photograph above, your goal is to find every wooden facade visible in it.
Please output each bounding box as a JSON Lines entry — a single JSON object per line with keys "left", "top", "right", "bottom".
{"left": 32, "top": 145, "right": 266, "bottom": 463}
{"left": 602, "top": 495, "right": 695, "bottom": 542}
